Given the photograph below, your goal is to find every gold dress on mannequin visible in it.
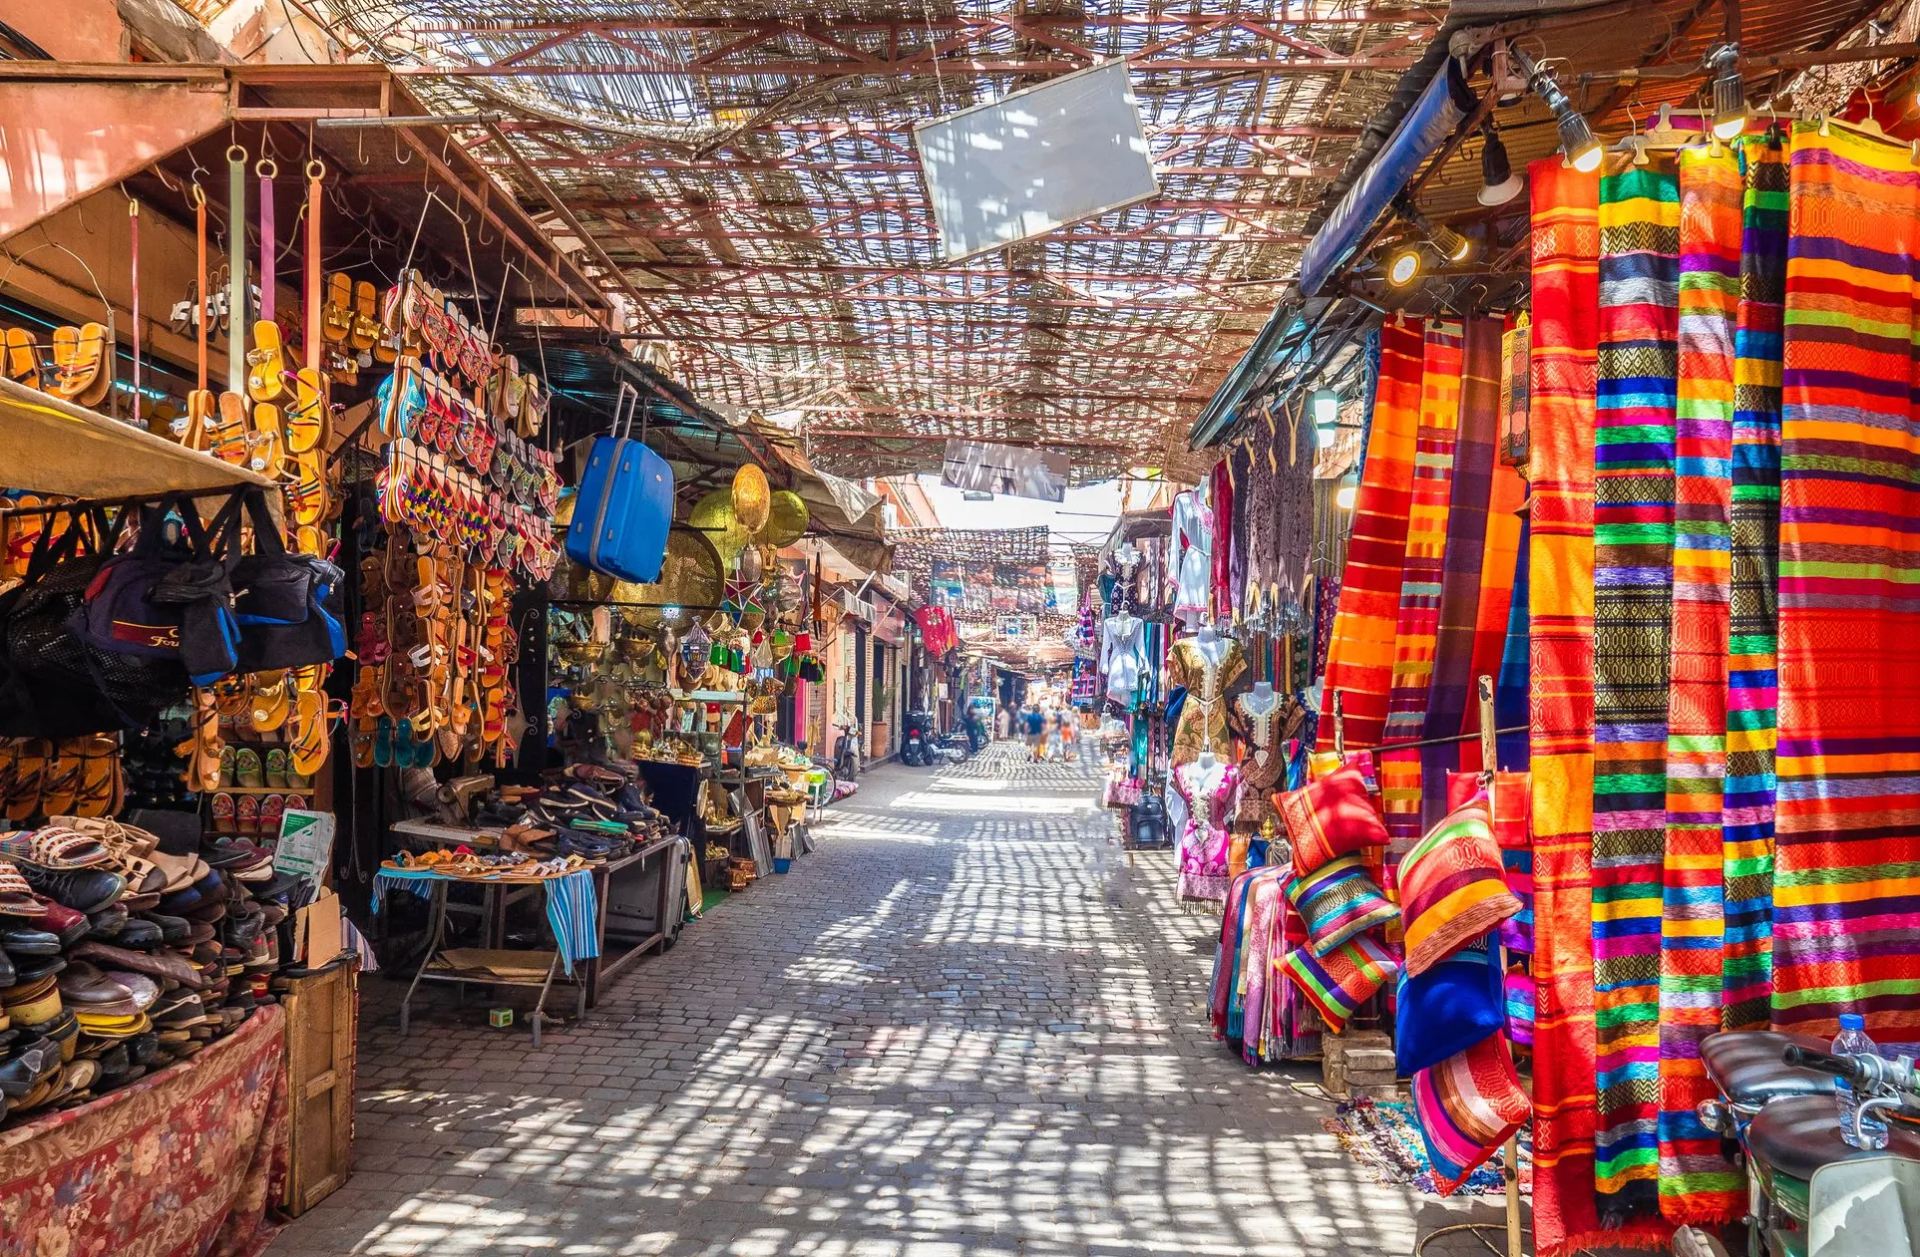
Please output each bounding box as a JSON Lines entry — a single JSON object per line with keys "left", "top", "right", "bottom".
{"left": 1168, "top": 635, "right": 1246, "bottom": 766}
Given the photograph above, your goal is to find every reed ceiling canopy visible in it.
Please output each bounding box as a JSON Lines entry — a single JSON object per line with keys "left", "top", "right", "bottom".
{"left": 313, "top": 0, "right": 1438, "bottom": 479}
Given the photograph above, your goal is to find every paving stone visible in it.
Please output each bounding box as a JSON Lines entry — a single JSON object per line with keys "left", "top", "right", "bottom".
{"left": 269, "top": 743, "right": 1491, "bottom": 1255}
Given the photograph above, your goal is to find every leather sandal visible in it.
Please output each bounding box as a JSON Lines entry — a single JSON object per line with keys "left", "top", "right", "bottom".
{"left": 245, "top": 320, "right": 287, "bottom": 403}
{"left": 211, "top": 392, "right": 251, "bottom": 466}
{"left": 5, "top": 329, "right": 40, "bottom": 389}
{"left": 286, "top": 367, "right": 325, "bottom": 454}
{"left": 249, "top": 403, "right": 284, "bottom": 476}
{"left": 321, "top": 273, "right": 354, "bottom": 343}
{"left": 351, "top": 280, "right": 381, "bottom": 352}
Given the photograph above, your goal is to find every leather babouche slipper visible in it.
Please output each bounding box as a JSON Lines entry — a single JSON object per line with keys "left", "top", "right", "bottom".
{"left": 71, "top": 941, "right": 208, "bottom": 991}
{"left": 57, "top": 963, "right": 138, "bottom": 1018}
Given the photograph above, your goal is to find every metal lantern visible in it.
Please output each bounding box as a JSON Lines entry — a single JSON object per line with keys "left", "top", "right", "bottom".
{"left": 731, "top": 463, "right": 771, "bottom": 534}
{"left": 762, "top": 490, "right": 809, "bottom": 546}
{"left": 1498, "top": 316, "right": 1531, "bottom": 474}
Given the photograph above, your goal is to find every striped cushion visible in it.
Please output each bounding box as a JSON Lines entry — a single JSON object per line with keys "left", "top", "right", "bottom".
{"left": 1277, "top": 933, "right": 1399, "bottom": 1034}
{"left": 1278, "top": 766, "right": 1387, "bottom": 876}
{"left": 1412, "top": 1034, "right": 1531, "bottom": 1197}
{"left": 1287, "top": 855, "right": 1399, "bottom": 956}
{"left": 1398, "top": 797, "right": 1522, "bottom": 975}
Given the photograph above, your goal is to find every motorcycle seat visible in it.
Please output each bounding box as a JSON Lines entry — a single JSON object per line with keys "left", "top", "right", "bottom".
{"left": 1702, "top": 1031, "right": 1838, "bottom": 1108}
{"left": 1747, "top": 1094, "right": 1920, "bottom": 1184}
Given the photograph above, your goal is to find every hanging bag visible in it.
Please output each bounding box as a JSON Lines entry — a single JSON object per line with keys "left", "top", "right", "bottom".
{"left": 565, "top": 381, "right": 673, "bottom": 583}
{"left": 75, "top": 494, "right": 239, "bottom": 685}
{"left": 228, "top": 486, "right": 346, "bottom": 671}
{"left": 0, "top": 504, "right": 175, "bottom": 736}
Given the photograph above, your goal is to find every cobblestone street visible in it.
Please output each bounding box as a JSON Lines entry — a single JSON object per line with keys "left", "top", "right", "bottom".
{"left": 274, "top": 744, "right": 1504, "bottom": 1256}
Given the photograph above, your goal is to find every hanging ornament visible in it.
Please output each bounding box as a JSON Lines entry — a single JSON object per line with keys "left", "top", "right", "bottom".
{"left": 732, "top": 463, "right": 771, "bottom": 534}
{"left": 762, "top": 489, "right": 809, "bottom": 546}
{"left": 689, "top": 490, "right": 748, "bottom": 564}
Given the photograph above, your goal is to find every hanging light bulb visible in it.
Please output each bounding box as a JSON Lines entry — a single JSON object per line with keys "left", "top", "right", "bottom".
{"left": 1478, "top": 123, "right": 1524, "bottom": 206}
{"left": 1708, "top": 44, "right": 1748, "bottom": 141}
{"left": 1516, "top": 47, "right": 1603, "bottom": 173}
{"left": 1385, "top": 242, "right": 1426, "bottom": 287}
{"left": 1430, "top": 222, "right": 1475, "bottom": 263}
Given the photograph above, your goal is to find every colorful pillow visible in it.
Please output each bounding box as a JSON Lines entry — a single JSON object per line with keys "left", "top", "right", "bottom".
{"left": 1288, "top": 855, "right": 1399, "bottom": 956}
{"left": 1412, "top": 1035, "right": 1531, "bottom": 1197}
{"left": 1277, "top": 766, "right": 1388, "bottom": 876}
{"left": 1398, "top": 797, "right": 1522, "bottom": 975}
{"left": 1444, "top": 772, "right": 1536, "bottom": 953}
{"left": 1277, "top": 933, "right": 1399, "bottom": 1034}
{"left": 1394, "top": 933, "right": 1503, "bottom": 1076}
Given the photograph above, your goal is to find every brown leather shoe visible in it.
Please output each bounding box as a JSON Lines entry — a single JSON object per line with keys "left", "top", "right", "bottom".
{"left": 71, "top": 941, "right": 207, "bottom": 991}
{"left": 57, "top": 963, "right": 138, "bottom": 1017}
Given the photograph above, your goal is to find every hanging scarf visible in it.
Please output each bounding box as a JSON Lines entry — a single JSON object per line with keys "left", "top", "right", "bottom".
{"left": 1525, "top": 158, "right": 1608, "bottom": 1257}
{"left": 1656, "top": 143, "right": 1743, "bottom": 1227}
{"left": 1724, "top": 133, "right": 1787, "bottom": 1035}
{"left": 1463, "top": 432, "right": 1528, "bottom": 776}
{"left": 1422, "top": 316, "right": 1504, "bottom": 805}
{"left": 1772, "top": 122, "right": 1920, "bottom": 1041}
{"left": 1495, "top": 513, "right": 1532, "bottom": 773}
{"left": 1378, "top": 320, "right": 1464, "bottom": 883}
{"left": 1590, "top": 154, "right": 1679, "bottom": 1220}
{"left": 1318, "top": 317, "right": 1424, "bottom": 750}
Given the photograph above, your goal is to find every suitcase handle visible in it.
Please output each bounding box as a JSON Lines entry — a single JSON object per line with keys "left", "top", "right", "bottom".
{"left": 612, "top": 380, "right": 650, "bottom": 446}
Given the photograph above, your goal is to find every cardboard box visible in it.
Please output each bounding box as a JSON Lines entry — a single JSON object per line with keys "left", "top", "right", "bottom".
{"left": 294, "top": 887, "right": 345, "bottom": 968}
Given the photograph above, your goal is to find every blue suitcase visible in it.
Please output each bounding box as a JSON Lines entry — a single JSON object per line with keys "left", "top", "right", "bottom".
{"left": 565, "top": 382, "right": 673, "bottom": 583}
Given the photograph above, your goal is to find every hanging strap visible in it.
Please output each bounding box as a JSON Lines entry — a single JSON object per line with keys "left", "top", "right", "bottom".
{"left": 305, "top": 160, "right": 324, "bottom": 372}
{"left": 257, "top": 157, "right": 276, "bottom": 324}
{"left": 226, "top": 145, "right": 247, "bottom": 394}
{"left": 193, "top": 185, "right": 208, "bottom": 393}
{"left": 128, "top": 198, "right": 141, "bottom": 427}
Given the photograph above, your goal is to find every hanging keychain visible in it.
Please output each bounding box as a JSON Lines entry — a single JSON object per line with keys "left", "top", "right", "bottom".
{"left": 226, "top": 144, "right": 247, "bottom": 395}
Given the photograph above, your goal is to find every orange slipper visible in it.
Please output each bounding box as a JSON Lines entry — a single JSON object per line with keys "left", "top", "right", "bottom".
{"left": 6, "top": 328, "right": 40, "bottom": 389}
{"left": 322, "top": 274, "right": 353, "bottom": 344}
{"left": 286, "top": 367, "right": 325, "bottom": 454}
{"left": 211, "top": 392, "right": 251, "bottom": 466}
{"left": 351, "top": 280, "right": 380, "bottom": 352}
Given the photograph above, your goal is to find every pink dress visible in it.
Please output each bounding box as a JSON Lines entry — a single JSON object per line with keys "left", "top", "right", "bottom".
{"left": 1175, "top": 759, "right": 1238, "bottom": 902}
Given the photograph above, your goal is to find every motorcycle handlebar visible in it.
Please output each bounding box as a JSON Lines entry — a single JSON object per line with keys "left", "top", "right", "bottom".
{"left": 1785, "top": 1045, "right": 1920, "bottom": 1094}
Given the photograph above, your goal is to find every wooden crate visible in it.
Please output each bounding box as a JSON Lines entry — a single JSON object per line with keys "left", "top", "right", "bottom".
{"left": 281, "top": 958, "right": 358, "bottom": 1216}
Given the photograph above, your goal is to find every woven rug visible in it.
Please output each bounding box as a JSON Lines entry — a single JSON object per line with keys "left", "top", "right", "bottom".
{"left": 1379, "top": 320, "right": 1465, "bottom": 882}
{"left": 1319, "top": 317, "right": 1425, "bottom": 751}
{"left": 1724, "top": 134, "right": 1786, "bottom": 1035}
{"left": 1321, "top": 1096, "right": 1530, "bottom": 1197}
{"left": 1591, "top": 154, "right": 1680, "bottom": 1218}
{"left": 1526, "top": 158, "right": 1610, "bottom": 1257}
{"left": 1424, "top": 316, "right": 1504, "bottom": 803}
{"left": 1656, "top": 143, "right": 1743, "bottom": 1227}
{"left": 1463, "top": 323, "right": 1529, "bottom": 778}
{"left": 1773, "top": 122, "right": 1920, "bottom": 1040}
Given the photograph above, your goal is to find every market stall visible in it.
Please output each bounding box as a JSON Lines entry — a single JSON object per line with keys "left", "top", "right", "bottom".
{"left": 1161, "top": 10, "right": 1920, "bottom": 1255}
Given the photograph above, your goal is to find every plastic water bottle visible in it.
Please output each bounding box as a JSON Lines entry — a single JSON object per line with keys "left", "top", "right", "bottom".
{"left": 1833, "top": 1014, "right": 1890, "bottom": 1149}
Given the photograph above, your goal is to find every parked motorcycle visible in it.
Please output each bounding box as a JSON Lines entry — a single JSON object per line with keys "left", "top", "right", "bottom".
{"left": 833, "top": 720, "right": 862, "bottom": 781}
{"left": 900, "top": 709, "right": 935, "bottom": 767}
{"left": 1674, "top": 1033, "right": 1920, "bottom": 1257}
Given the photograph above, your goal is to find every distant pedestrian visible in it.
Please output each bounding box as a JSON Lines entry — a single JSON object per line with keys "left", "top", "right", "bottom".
{"left": 1023, "top": 704, "right": 1044, "bottom": 759}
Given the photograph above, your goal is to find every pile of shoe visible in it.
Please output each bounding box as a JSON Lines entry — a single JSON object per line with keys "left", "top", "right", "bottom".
{"left": 0, "top": 815, "right": 299, "bottom": 1126}
{"left": 480, "top": 764, "right": 668, "bottom": 863}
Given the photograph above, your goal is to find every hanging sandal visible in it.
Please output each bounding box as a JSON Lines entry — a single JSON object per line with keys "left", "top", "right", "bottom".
{"left": 321, "top": 273, "right": 353, "bottom": 343}
{"left": 247, "top": 673, "right": 289, "bottom": 734}
{"left": 288, "top": 690, "right": 331, "bottom": 778}
{"left": 6, "top": 329, "right": 40, "bottom": 389}
{"left": 245, "top": 321, "right": 286, "bottom": 403}
{"left": 351, "top": 280, "right": 381, "bottom": 352}
{"left": 70, "top": 323, "right": 112, "bottom": 408}
{"left": 211, "top": 392, "right": 251, "bottom": 466}
{"left": 285, "top": 368, "right": 325, "bottom": 454}
{"left": 182, "top": 389, "right": 214, "bottom": 451}
{"left": 249, "top": 404, "right": 284, "bottom": 476}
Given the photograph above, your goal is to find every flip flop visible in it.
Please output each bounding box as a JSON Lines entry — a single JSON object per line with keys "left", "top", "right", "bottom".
{"left": 245, "top": 320, "right": 286, "bottom": 403}
{"left": 285, "top": 367, "right": 325, "bottom": 453}
{"left": 5, "top": 329, "right": 40, "bottom": 389}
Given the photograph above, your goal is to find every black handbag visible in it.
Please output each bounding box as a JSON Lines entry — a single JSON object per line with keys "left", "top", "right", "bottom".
{"left": 0, "top": 505, "right": 173, "bottom": 737}
{"left": 227, "top": 488, "right": 346, "bottom": 671}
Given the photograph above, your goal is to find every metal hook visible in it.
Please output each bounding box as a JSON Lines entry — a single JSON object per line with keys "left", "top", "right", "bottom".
{"left": 393, "top": 130, "right": 411, "bottom": 165}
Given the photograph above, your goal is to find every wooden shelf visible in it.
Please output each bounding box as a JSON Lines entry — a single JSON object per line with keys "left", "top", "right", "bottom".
{"left": 0, "top": 376, "right": 274, "bottom": 499}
